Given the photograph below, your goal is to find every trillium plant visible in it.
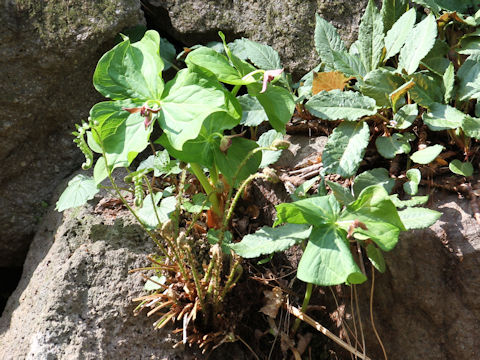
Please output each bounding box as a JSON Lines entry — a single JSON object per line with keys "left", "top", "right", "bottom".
{"left": 56, "top": 0, "right": 479, "bottom": 356}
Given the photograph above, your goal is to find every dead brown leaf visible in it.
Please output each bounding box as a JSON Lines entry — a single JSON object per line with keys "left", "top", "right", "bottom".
{"left": 259, "top": 286, "right": 284, "bottom": 318}
{"left": 312, "top": 71, "right": 350, "bottom": 94}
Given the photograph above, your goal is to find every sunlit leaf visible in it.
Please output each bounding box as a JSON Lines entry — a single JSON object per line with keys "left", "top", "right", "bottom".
{"left": 410, "top": 144, "right": 444, "bottom": 164}
{"left": 358, "top": 0, "right": 385, "bottom": 72}
{"left": 56, "top": 175, "right": 99, "bottom": 212}
{"left": 449, "top": 159, "right": 474, "bottom": 177}
{"left": 312, "top": 71, "right": 350, "bottom": 94}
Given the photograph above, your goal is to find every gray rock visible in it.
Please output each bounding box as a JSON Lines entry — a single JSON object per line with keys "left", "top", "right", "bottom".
{"left": 0, "top": 202, "right": 183, "bottom": 360}
{"left": 143, "top": 0, "right": 368, "bottom": 79}
{"left": 0, "top": 0, "right": 145, "bottom": 267}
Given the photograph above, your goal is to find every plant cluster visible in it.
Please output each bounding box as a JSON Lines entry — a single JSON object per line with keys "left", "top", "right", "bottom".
{"left": 57, "top": 0, "right": 480, "bottom": 357}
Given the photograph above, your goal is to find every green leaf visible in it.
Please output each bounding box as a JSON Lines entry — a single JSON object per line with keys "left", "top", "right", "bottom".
{"left": 305, "top": 90, "right": 377, "bottom": 121}
{"left": 257, "top": 130, "right": 283, "bottom": 168}
{"left": 375, "top": 133, "right": 413, "bottom": 159}
{"left": 381, "top": 0, "right": 409, "bottom": 33}
{"left": 366, "top": 243, "right": 386, "bottom": 272}
{"left": 398, "top": 207, "right": 442, "bottom": 230}
{"left": 323, "top": 121, "right": 370, "bottom": 178}
{"left": 275, "top": 195, "right": 340, "bottom": 226}
{"left": 160, "top": 37, "right": 177, "bottom": 71}
{"left": 339, "top": 185, "right": 405, "bottom": 251}
{"left": 389, "top": 194, "right": 429, "bottom": 208}
{"left": 214, "top": 137, "right": 262, "bottom": 187}
{"left": 477, "top": 102, "right": 480, "bottom": 118}
{"left": 241, "top": 39, "right": 282, "bottom": 70}
{"left": 144, "top": 275, "right": 166, "bottom": 291}
{"left": 56, "top": 174, "right": 99, "bottom": 212}
{"left": 360, "top": 68, "right": 405, "bottom": 107}
{"left": 93, "top": 157, "right": 108, "bottom": 185}
{"left": 331, "top": 50, "right": 367, "bottom": 78}
{"left": 457, "top": 55, "right": 480, "bottom": 101}
{"left": 384, "top": 8, "right": 416, "bottom": 60}
{"left": 137, "top": 150, "right": 181, "bottom": 177}
{"left": 207, "top": 229, "right": 233, "bottom": 254}
{"left": 443, "top": 62, "right": 455, "bottom": 103}
{"left": 183, "top": 193, "right": 211, "bottom": 213}
{"left": 93, "top": 30, "right": 164, "bottom": 101}
{"left": 297, "top": 225, "right": 367, "bottom": 286}
{"left": 389, "top": 103, "right": 418, "bottom": 129}
{"left": 326, "top": 181, "right": 355, "bottom": 205}
{"left": 237, "top": 95, "right": 268, "bottom": 127}
{"left": 403, "top": 168, "right": 421, "bottom": 195}
{"left": 422, "top": 103, "right": 465, "bottom": 131}
{"left": 353, "top": 168, "right": 395, "bottom": 196}
{"left": 411, "top": 0, "right": 441, "bottom": 15}
{"left": 459, "top": 37, "right": 480, "bottom": 56}
{"left": 408, "top": 72, "right": 444, "bottom": 108}
{"left": 449, "top": 159, "right": 474, "bottom": 177}
{"left": 358, "top": 0, "right": 385, "bottom": 72}
{"left": 421, "top": 40, "right": 450, "bottom": 76}
{"left": 462, "top": 115, "right": 480, "bottom": 140}
{"left": 314, "top": 14, "right": 346, "bottom": 67}
{"left": 230, "top": 224, "right": 312, "bottom": 258}
{"left": 292, "top": 176, "right": 322, "bottom": 201}
{"left": 248, "top": 83, "right": 295, "bottom": 133}
{"left": 410, "top": 144, "right": 444, "bottom": 164}
{"left": 137, "top": 194, "right": 176, "bottom": 230}
{"left": 398, "top": 14, "right": 437, "bottom": 75}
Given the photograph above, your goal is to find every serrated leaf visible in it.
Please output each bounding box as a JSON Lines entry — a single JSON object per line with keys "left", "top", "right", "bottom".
{"left": 366, "top": 243, "right": 386, "bottom": 272}
{"left": 326, "top": 181, "right": 355, "bottom": 205}
{"left": 137, "top": 150, "right": 181, "bottom": 177}
{"left": 56, "top": 175, "right": 99, "bottom": 212}
{"left": 462, "top": 115, "right": 480, "bottom": 140}
{"left": 389, "top": 194, "right": 429, "bottom": 208}
{"left": 360, "top": 68, "right": 405, "bottom": 107}
{"left": 457, "top": 55, "right": 480, "bottom": 101}
{"left": 144, "top": 275, "right": 166, "bottom": 291}
{"left": 384, "top": 8, "right": 416, "bottom": 60}
{"left": 275, "top": 195, "right": 340, "bottom": 226}
{"left": 314, "top": 14, "right": 346, "bottom": 67}
{"left": 449, "top": 159, "right": 474, "bottom": 177}
{"left": 358, "top": 0, "right": 385, "bottom": 72}
{"left": 421, "top": 40, "right": 450, "bottom": 76}
{"left": 305, "top": 90, "right": 377, "bottom": 121}
{"left": 331, "top": 50, "right": 367, "bottom": 78}
{"left": 398, "top": 14, "right": 437, "bottom": 75}
{"left": 443, "top": 62, "right": 455, "bottom": 103}
{"left": 237, "top": 94, "right": 268, "bottom": 127}
{"left": 410, "top": 144, "right": 444, "bottom": 164}
{"left": 312, "top": 71, "right": 350, "bottom": 94}
{"left": 297, "top": 225, "right": 367, "bottom": 286}
{"left": 183, "top": 193, "right": 211, "bottom": 213}
{"left": 137, "top": 194, "right": 176, "bottom": 230}
{"left": 323, "top": 121, "right": 370, "bottom": 177}
{"left": 398, "top": 207, "right": 442, "bottom": 229}
{"left": 353, "top": 168, "right": 395, "bottom": 196}
{"left": 422, "top": 103, "right": 465, "bottom": 131}
{"left": 242, "top": 39, "right": 282, "bottom": 70}
{"left": 381, "top": 0, "right": 409, "bottom": 33}
{"left": 403, "top": 168, "right": 421, "bottom": 195}
{"left": 389, "top": 103, "right": 418, "bottom": 129}
{"left": 257, "top": 130, "right": 283, "bottom": 168}
{"left": 230, "top": 224, "right": 312, "bottom": 258}
{"left": 408, "top": 72, "right": 444, "bottom": 108}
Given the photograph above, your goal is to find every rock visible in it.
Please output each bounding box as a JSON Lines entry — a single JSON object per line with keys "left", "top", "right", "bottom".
{"left": 0, "top": 201, "right": 183, "bottom": 359}
{"left": 0, "top": 0, "right": 145, "bottom": 267}
{"left": 143, "top": 0, "right": 369, "bottom": 78}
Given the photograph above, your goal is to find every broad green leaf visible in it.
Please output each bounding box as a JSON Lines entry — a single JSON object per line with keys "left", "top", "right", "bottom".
{"left": 228, "top": 38, "right": 249, "bottom": 59}
{"left": 459, "top": 37, "right": 480, "bottom": 56}
{"left": 403, "top": 168, "right": 421, "bottom": 195}
{"left": 248, "top": 83, "right": 295, "bottom": 133}
{"left": 381, "top": 0, "right": 409, "bottom": 32}
{"left": 257, "top": 130, "right": 283, "bottom": 168}
{"left": 426, "top": 0, "right": 477, "bottom": 13}
{"left": 410, "top": 144, "right": 444, "bottom": 164}
{"left": 241, "top": 39, "right": 282, "bottom": 70}
{"left": 305, "top": 90, "right": 377, "bottom": 121}
{"left": 339, "top": 185, "right": 405, "bottom": 250}
{"left": 314, "top": 14, "right": 346, "bottom": 67}
{"left": 275, "top": 195, "right": 340, "bottom": 226}
{"left": 408, "top": 72, "right": 444, "bottom": 107}
{"left": 462, "top": 115, "right": 480, "bottom": 140}
{"left": 160, "top": 37, "right": 177, "bottom": 71}
{"left": 476, "top": 102, "right": 480, "bottom": 118}
{"left": 144, "top": 275, "right": 166, "bottom": 291}
{"left": 421, "top": 40, "right": 450, "bottom": 76}
{"left": 214, "top": 137, "right": 262, "bottom": 187}
{"left": 358, "top": 0, "right": 385, "bottom": 72}
{"left": 137, "top": 150, "right": 181, "bottom": 177}
{"left": 353, "top": 168, "right": 395, "bottom": 196}
{"left": 443, "top": 62, "right": 455, "bottom": 103}
{"left": 449, "top": 159, "right": 474, "bottom": 177}
{"left": 322, "top": 121, "right": 370, "bottom": 177}
{"left": 457, "top": 55, "right": 480, "bottom": 101}
{"left": 93, "top": 30, "right": 164, "bottom": 100}
{"left": 411, "top": 0, "right": 441, "bottom": 15}
{"left": 389, "top": 194, "right": 429, "bottom": 208}
{"left": 137, "top": 194, "right": 176, "bottom": 230}
{"left": 376, "top": 133, "right": 413, "bottom": 159}
{"left": 218, "top": 31, "right": 258, "bottom": 79}
{"left": 292, "top": 176, "right": 322, "bottom": 201}
{"left": 360, "top": 68, "right": 404, "bottom": 106}
{"left": 398, "top": 207, "right": 442, "bottom": 230}
{"left": 93, "top": 157, "right": 108, "bottom": 185}
{"left": 56, "top": 175, "right": 99, "bottom": 212}
{"left": 331, "top": 50, "right": 367, "bottom": 78}
{"left": 183, "top": 193, "right": 211, "bottom": 213}
{"left": 366, "top": 243, "right": 386, "bottom": 272}
{"left": 389, "top": 103, "right": 418, "bottom": 129}
{"left": 237, "top": 95, "right": 268, "bottom": 127}
{"left": 230, "top": 224, "right": 312, "bottom": 258}
{"left": 326, "top": 181, "right": 355, "bottom": 205}
{"left": 398, "top": 14, "right": 437, "bottom": 75}
{"left": 384, "top": 8, "right": 416, "bottom": 60}
{"left": 297, "top": 225, "right": 367, "bottom": 286}
{"left": 422, "top": 103, "right": 465, "bottom": 131}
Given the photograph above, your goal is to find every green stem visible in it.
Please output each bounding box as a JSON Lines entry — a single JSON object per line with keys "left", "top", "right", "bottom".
{"left": 231, "top": 85, "right": 241, "bottom": 97}
{"left": 189, "top": 163, "right": 222, "bottom": 216}
{"left": 292, "top": 282, "right": 314, "bottom": 333}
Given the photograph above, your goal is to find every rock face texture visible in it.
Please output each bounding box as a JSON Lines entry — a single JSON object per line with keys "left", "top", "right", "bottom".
{"left": 143, "top": 0, "right": 368, "bottom": 78}
{"left": 0, "top": 0, "right": 144, "bottom": 267}
{"left": 0, "top": 203, "right": 182, "bottom": 359}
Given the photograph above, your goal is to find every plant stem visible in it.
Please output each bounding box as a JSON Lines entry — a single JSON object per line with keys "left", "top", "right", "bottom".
{"left": 292, "top": 282, "right": 314, "bottom": 333}
{"left": 219, "top": 258, "right": 243, "bottom": 301}
{"left": 231, "top": 85, "right": 241, "bottom": 96}
{"left": 189, "top": 163, "right": 222, "bottom": 216}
